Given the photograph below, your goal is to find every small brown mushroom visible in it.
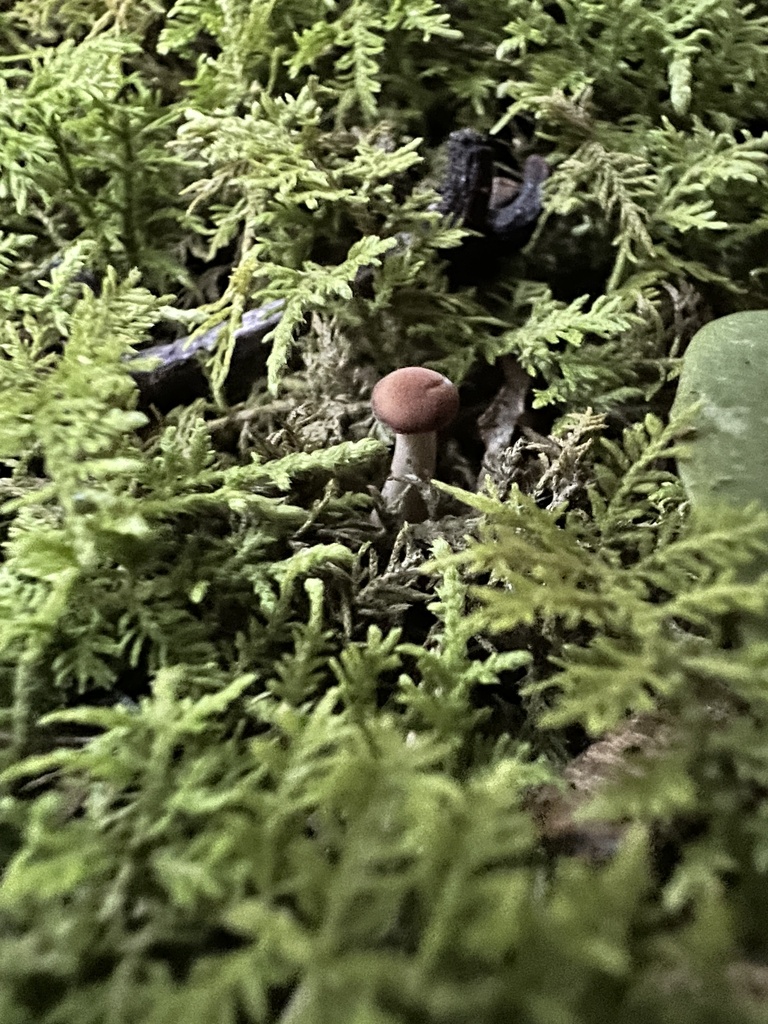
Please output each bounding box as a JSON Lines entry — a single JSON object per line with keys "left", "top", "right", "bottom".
{"left": 371, "top": 366, "right": 460, "bottom": 522}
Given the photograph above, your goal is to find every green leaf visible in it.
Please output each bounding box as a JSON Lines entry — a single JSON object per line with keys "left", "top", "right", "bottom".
{"left": 672, "top": 311, "right": 768, "bottom": 513}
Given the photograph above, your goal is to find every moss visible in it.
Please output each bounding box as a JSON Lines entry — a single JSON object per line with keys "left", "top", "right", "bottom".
{"left": 0, "top": 1, "right": 767, "bottom": 1020}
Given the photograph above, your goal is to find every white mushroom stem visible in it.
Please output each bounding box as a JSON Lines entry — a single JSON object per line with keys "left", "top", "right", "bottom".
{"left": 381, "top": 431, "right": 437, "bottom": 522}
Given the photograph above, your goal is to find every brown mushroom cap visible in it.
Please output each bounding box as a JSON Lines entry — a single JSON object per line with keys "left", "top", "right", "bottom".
{"left": 371, "top": 367, "right": 460, "bottom": 435}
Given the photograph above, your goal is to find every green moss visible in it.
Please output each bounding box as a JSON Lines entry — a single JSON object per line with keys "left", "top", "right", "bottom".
{"left": 0, "top": 1, "right": 767, "bottom": 1020}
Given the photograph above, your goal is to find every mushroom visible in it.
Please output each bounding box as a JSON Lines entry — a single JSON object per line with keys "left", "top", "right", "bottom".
{"left": 371, "top": 366, "right": 460, "bottom": 522}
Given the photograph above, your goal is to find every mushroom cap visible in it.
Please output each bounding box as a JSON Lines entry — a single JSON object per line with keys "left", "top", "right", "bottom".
{"left": 371, "top": 366, "right": 460, "bottom": 434}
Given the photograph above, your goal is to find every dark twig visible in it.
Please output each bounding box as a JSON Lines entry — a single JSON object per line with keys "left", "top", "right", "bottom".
{"left": 125, "top": 132, "right": 547, "bottom": 412}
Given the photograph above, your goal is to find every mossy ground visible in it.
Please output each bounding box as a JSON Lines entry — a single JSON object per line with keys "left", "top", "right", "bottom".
{"left": 0, "top": 2, "right": 768, "bottom": 1022}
